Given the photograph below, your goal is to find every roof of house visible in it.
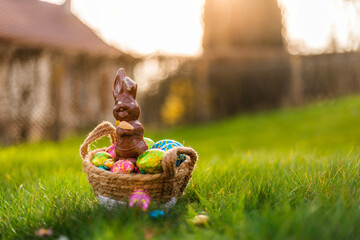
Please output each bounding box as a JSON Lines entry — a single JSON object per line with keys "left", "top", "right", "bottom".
{"left": 0, "top": 0, "right": 123, "bottom": 57}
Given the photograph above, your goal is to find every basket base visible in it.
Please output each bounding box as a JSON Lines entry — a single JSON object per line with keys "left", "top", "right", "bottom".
{"left": 97, "top": 195, "right": 178, "bottom": 211}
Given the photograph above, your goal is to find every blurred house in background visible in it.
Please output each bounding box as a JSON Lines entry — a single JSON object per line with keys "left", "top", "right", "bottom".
{"left": 0, "top": 0, "right": 135, "bottom": 144}
{"left": 141, "top": 0, "right": 360, "bottom": 125}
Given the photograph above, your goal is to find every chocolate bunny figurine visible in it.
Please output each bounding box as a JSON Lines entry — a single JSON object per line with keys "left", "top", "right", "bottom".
{"left": 113, "top": 68, "right": 148, "bottom": 165}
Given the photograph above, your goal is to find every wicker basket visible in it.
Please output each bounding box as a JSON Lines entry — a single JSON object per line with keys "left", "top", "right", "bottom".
{"left": 80, "top": 121, "right": 198, "bottom": 204}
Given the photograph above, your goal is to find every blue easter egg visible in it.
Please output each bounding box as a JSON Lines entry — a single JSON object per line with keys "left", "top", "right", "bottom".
{"left": 98, "top": 166, "right": 108, "bottom": 170}
{"left": 175, "top": 155, "right": 187, "bottom": 167}
{"left": 159, "top": 142, "right": 182, "bottom": 151}
{"left": 149, "top": 210, "right": 165, "bottom": 218}
{"left": 153, "top": 139, "right": 183, "bottom": 149}
{"left": 159, "top": 142, "right": 186, "bottom": 167}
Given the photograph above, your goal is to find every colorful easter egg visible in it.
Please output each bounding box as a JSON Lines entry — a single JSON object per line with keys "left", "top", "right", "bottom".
{"left": 137, "top": 149, "right": 165, "bottom": 174}
{"left": 176, "top": 156, "right": 187, "bottom": 166}
{"left": 159, "top": 141, "right": 182, "bottom": 150}
{"left": 103, "top": 158, "right": 116, "bottom": 169}
{"left": 110, "top": 160, "right": 135, "bottom": 173}
{"left": 149, "top": 210, "right": 165, "bottom": 218}
{"left": 192, "top": 214, "right": 209, "bottom": 225}
{"left": 144, "top": 137, "right": 155, "bottom": 149}
{"left": 98, "top": 166, "right": 108, "bottom": 170}
{"left": 152, "top": 139, "right": 183, "bottom": 149}
{"left": 160, "top": 143, "right": 187, "bottom": 167}
{"left": 106, "top": 142, "right": 116, "bottom": 159}
{"left": 129, "top": 188, "right": 151, "bottom": 211}
{"left": 91, "top": 151, "right": 113, "bottom": 167}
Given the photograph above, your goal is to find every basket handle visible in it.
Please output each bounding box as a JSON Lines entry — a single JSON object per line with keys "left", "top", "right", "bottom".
{"left": 80, "top": 121, "right": 117, "bottom": 159}
{"left": 162, "top": 147, "right": 198, "bottom": 179}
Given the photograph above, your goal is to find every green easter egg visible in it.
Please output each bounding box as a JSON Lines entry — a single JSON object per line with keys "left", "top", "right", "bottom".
{"left": 144, "top": 137, "right": 155, "bottom": 149}
{"left": 91, "top": 151, "right": 113, "bottom": 167}
{"left": 137, "top": 149, "right": 165, "bottom": 174}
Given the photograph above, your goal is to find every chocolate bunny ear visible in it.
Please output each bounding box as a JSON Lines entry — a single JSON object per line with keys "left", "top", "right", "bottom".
{"left": 113, "top": 68, "right": 138, "bottom": 99}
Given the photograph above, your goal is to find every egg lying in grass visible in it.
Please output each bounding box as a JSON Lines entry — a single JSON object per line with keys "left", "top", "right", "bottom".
{"left": 136, "top": 149, "right": 165, "bottom": 174}
{"left": 160, "top": 143, "right": 187, "bottom": 167}
{"left": 110, "top": 160, "right": 135, "bottom": 173}
{"left": 91, "top": 151, "right": 113, "bottom": 167}
{"left": 129, "top": 188, "right": 151, "bottom": 211}
{"left": 149, "top": 210, "right": 165, "bottom": 218}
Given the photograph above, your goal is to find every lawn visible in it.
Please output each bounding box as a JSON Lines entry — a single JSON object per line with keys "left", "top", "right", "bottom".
{"left": 1, "top": 95, "right": 360, "bottom": 239}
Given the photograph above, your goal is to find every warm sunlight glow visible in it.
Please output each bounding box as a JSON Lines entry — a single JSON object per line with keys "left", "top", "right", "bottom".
{"left": 278, "top": 0, "right": 360, "bottom": 54}
{"left": 44, "top": 0, "right": 360, "bottom": 55}
{"left": 43, "top": 0, "right": 205, "bottom": 56}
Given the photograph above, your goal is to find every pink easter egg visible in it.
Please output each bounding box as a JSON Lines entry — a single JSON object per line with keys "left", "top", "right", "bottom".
{"left": 106, "top": 142, "right": 116, "bottom": 159}
{"left": 129, "top": 188, "right": 151, "bottom": 211}
{"left": 110, "top": 160, "right": 135, "bottom": 173}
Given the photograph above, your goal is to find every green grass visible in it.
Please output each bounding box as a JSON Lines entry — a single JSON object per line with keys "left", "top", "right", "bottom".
{"left": 1, "top": 95, "right": 360, "bottom": 239}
